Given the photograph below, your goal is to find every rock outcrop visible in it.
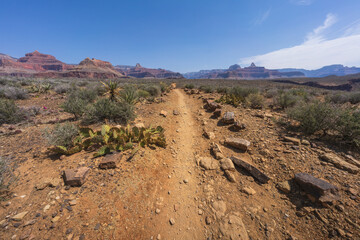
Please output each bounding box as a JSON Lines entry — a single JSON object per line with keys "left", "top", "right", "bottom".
{"left": 115, "top": 63, "right": 183, "bottom": 79}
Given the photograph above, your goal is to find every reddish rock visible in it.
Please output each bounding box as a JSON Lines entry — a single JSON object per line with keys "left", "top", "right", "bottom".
{"left": 62, "top": 167, "right": 90, "bottom": 187}
{"left": 114, "top": 63, "right": 183, "bottom": 79}
{"left": 99, "top": 154, "right": 122, "bottom": 169}
{"left": 230, "top": 156, "right": 270, "bottom": 184}
{"left": 222, "top": 112, "right": 235, "bottom": 124}
{"left": 225, "top": 137, "right": 250, "bottom": 151}
{"left": 294, "top": 173, "right": 339, "bottom": 204}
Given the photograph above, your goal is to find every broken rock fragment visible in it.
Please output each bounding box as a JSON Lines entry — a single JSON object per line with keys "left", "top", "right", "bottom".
{"left": 225, "top": 138, "right": 250, "bottom": 151}
{"left": 222, "top": 112, "right": 235, "bottom": 124}
{"left": 220, "top": 158, "right": 235, "bottom": 171}
{"left": 233, "top": 121, "right": 246, "bottom": 131}
{"left": 62, "top": 167, "right": 90, "bottom": 187}
{"left": 210, "top": 142, "right": 224, "bottom": 160}
{"left": 294, "top": 173, "right": 339, "bottom": 204}
{"left": 198, "top": 157, "right": 219, "bottom": 170}
{"left": 99, "top": 153, "right": 122, "bottom": 169}
{"left": 320, "top": 153, "right": 359, "bottom": 174}
{"left": 230, "top": 156, "right": 270, "bottom": 184}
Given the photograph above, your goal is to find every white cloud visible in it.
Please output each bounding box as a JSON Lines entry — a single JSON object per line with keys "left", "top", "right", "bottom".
{"left": 291, "top": 0, "right": 313, "bottom": 6}
{"left": 239, "top": 13, "right": 360, "bottom": 69}
{"left": 254, "top": 8, "right": 271, "bottom": 25}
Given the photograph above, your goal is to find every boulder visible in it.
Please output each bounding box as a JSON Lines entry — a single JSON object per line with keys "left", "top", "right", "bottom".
{"left": 225, "top": 138, "right": 250, "bottom": 151}
{"left": 62, "top": 167, "right": 90, "bottom": 187}
{"left": 198, "top": 157, "right": 219, "bottom": 170}
{"left": 294, "top": 173, "right": 339, "bottom": 204}
{"left": 222, "top": 112, "right": 235, "bottom": 124}
{"left": 230, "top": 157, "right": 270, "bottom": 184}
{"left": 320, "top": 153, "right": 359, "bottom": 174}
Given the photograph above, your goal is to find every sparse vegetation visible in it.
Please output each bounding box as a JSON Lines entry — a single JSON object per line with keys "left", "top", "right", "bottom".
{"left": 0, "top": 99, "right": 26, "bottom": 125}
{"left": 120, "top": 85, "right": 138, "bottom": 105}
{"left": 184, "top": 84, "right": 195, "bottom": 89}
{"left": 0, "top": 86, "right": 29, "bottom": 100}
{"left": 245, "top": 93, "right": 265, "bottom": 109}
{"left": 101, "top": 80, "right": 121, "bottom": 101}
{"left": 43, "top": 123, "right": 79, "bottom": 148}
{"left": 62, "top": 89, "right": 98, "bottom": 119}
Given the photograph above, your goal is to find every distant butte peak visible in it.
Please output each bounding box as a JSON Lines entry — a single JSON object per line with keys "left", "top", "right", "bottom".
{"left": 135, "top": 63, "right": 142, "bottom": 68}
{"left": 250, "top": 62, "right": 256, "bottom": 67}
{"left": 228, "top": 64, "right": 241, "bottom": 70}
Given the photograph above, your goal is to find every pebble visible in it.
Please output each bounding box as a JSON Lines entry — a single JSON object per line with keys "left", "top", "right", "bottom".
{"left": 169, "top": 218, "right": 175, "bottom": 225}
{"left": 198, "top": 210, "right": 203, "bottom": 215}
{"left": 155, "top": 209, "right": 161, "bottom": 214}
{"left": 43, "top": 205, "right": 50, "bottom": 212}
{"left": 183, "top": 179, "right": 189, "bottom": 184}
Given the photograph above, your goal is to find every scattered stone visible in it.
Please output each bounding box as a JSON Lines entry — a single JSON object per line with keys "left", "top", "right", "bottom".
{"left": 225, "top": 138, "right": 250, "bottom": 151}
{"left": 294, "top": 173, "right": 339, "bottom": 205}
{"left": 62, "top": 167, "right": 90, "bottom": 187}
{"left": 160, "top": 110, "right": 167, "bottom": 117}
{"left": 94, "top": 223, "right": 101, "bottom": 230}
{"left": 203, "top": 130, "right": 215, "bottom": 140}
{"left": 11, "top": 211, "right": 28, "bottom": 221}
{"left": 277, "top": 181, "right": 291, "bottom": 193}
{"left": 51, "top": 216, "right": 60, "bottom": 223}
{"left": 198, "top": 157, "right": 219, "bottom": 170}
{"left": 205, "top": 216, "right": 212, "bottom": 225}
{"left": 219, "top": 213, "right": 249, "bottom": 240}
{"left": 99, "top": 154, "right": 121, "bottom": 169}
{"left": 66, "top": 228, "right": 73, "bottom": 235}
{"left": 222, "top": 112, "right": 235, "bottom": 124}
{"left": 198, "top": 209, "right": 203, "bottom": 215}
{"left": 35, "top": 178, "right": 62, "bottom": 190}
{"left": 212, "top": 201, "right": 227, "bottom": 218}
{"left": 169, "top": 218, "right": 175, "bottom": 225}
{"left": 220, "top": 158, "right": 235, "bottom": 171}
{"left": 24, "top": 219, "right": 36, "bottom": 226}
{"left": 155, "top": 209, "right": 161, "bottom": 214}
{"left": 207, "top": 101, "right": 221, "bottom": 111}
{"left": 320, "top": 153, "right": 359, "bottom": 174}
{"left": 231, "top": 157, "right": 270, "bottom": 184}
{"left": 233, "top": 121, "right": 246, "bottom": 131}
{"left": 69, "top": 200, "right": 77, "bottom": 206}
{"left": 183, "top": 179, "right": 189, "bottom": 184}
{"left": 242, "top": 187, "right": 256, "bottom": 195}
{"left": 224, "top": 170, "right": 236, "bottom": 183}
{"left": 43, "top": 204, "right": 50, "bottom": 212}
{"left": 173, "top": 110, "right": 179, "bottom": 115}
{"left": 283, "top": 136, "right": 301, "bottom": 145}
{"left": 210, "top": 142, "right": 224, "bottom": 160}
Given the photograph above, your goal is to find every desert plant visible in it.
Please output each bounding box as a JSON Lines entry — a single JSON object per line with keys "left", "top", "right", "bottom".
{"left": 287, "top": 101, "right": 337, "bottom": 135}
{"left": 143, "top": 85, "right": 161, "bottom": 97}
{"left": 43, "top": 123, "right": 79, "bottom": 148}
{"left": 216, "top": 87, "right": 229, "bottom": 94}
{"left": 0, "top": 156, "right": 15, "bottom": 199}
{"left": 101, "top": 80, "right": 121, "bottom": 101}
{"left": 159, "top": 82, "right": 170, "bottom": 93}
{"left": 120, "top": 85, "right": 138, "bottom": 105}
{"left": 276, "top": 91, "right": 302, "bottom": 109}
{"left": 335, "top": 108, "right": 360, "bottom": 147}
{"left": 245, "top": 93, "right": 265, "bottom": 109}
{"left": 62, "top": 89, "right": 97, "bottom": 119}
{"left": 184, "top": 84, "right": 195, "bottom": 89}
{"left": 49, "top": 124, "right": 166, "bottom": 157}
{"left": 0, "top": 86, "right": 29, "bottom": 100}
{"left": 0, "top": 99, "right": 26, "bottom": 125}
{"left": 28, "top": 82, "right": 52, "bottom": 93}
{"left": 54, "top": 84, "right": 72, "bottom": 94}
{"left": 199, "top": 85, "right": 214, "bottom": 93}
{"left": 83, "top": 98, "right": 135, "bottom": 124}
{"left": 137, "top": 89, "right": 151, "bottom": 99}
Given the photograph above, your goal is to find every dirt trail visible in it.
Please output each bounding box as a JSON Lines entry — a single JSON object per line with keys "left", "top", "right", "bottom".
{"left": 154, "top": 89, "right": 204, "bottom": 239}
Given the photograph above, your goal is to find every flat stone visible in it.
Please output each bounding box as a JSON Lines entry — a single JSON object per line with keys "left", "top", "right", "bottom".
{"left": 219, "top": 213, "right": 249, "bottom": 240}
{"left": 277, "top": 181, "right": 291, "bottom": 193}
{"left": 242, "top": 187, "right": 256, "bottom": 195}
{"left": 99, "top": 154, "right": 122, "bottom": 169}
{"left": 283, "top": 136, "right": 301, "bottom": 145}
{"left": 233, "top": 121, "right": 246, "bottom": 131}
{"left": 225, "top": 138, "right": 250, "bottom": 151}
{"left": 160, "top": 110, "right": 167, "bottom": 117}
{"left": 220, "top": 158, "right": 235, "bottom": 171}
{"left": 231, "top": 156, "right": 270, "bottom": 184}
{"left": 213, "top": 109, "right": 222, "bottom": 118}
{"left": 169, "top": 218, "right": 175, "bottom": 225}
{"left": 24, "top": 219, "right": 36, "bottom": 226}
{"left": 344, "top": 155, "right": 360, "bottom": 168}
{"left": 173, "top": 110, "right": 179, "bottom": 115}
{"left": 320, "top": 153, "right": 359, "bottom": 174}
{"left": 199, "top": 157, "right": 219, "bottom": 170}
{"left": 294, "top": 173, "right": 339, "bottom": 204}
{"left": 203, "top": 130, "right": 215, "bottom": 140}
{"left": 63, "top": 167, "right": 90, "bottom": 187}
{"left": 69, "top": 200, "right": 77, "bottom": 206}
{"left": 11, "top": 212, "right": 28, "bottom": 221}
{"left": 212, "top": 201, "right": 227, "bottom": 219}
{"left": 51, "top": 216, "right": 60, "bottom": 223}
{"left": 207, "top": 101, "right": 221, "bottom": 111}
{"left": 222, "top": 112, "right": 235, "bottom": 124}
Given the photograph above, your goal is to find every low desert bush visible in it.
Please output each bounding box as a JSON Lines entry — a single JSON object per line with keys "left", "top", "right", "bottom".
{"left": 275, "top": 91, "right": 303, "bottom": 109}
{"left": 62, "top": 89, "right": 97, "bottom": 119}
{"left": 199, "top": 85, "right": 214, "bottom": 93}
{"left": 0, "top": 156, "right": 15, "bottom": 196}
{"left": 287, "top": 101, "right": 337, "bottom": 135}
{"left": 83, "top": 98, "right": 135, "bottom": 124}
{"left": 245, "top": 93, "right": 265, "bottom": 109}
{"left": 137, "top": 89, "right": 151, "bottom": 99}
{"left": 184, "top": 84, "right": 195, "bottom": 89}
{"left": 54, "top": 84, "right": 72, "bottom": 94}
{"left": 43, "top": 123, "right": 79, "bottom": 148}
{"left": 335, "top": 108, "right": 360, "bottom": 147}
{"left": 120, "top": 85, "right": 138, "bottom": 105}
{"left": 0, "top": 99, "right": 26, "bottom": 125}
{"left": 0, "top": 86, "right": 29, "bottom": 100}
{"left": 216, "top": 87, "right": 229, "bottom": 94}
{"left": 229, "top": 87, "right": 258, "bottom": 101}
{"left": 143, "top": 85, "right": 161, "bottom": 97}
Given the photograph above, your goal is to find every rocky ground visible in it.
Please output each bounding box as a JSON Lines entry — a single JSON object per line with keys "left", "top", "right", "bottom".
{"left": 0, "top": 88, "right": 359, "bottom": 240}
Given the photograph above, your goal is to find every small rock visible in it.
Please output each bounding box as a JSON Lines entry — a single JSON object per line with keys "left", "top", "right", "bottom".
{"left": 225, "top": 138, "right": 250, "bottom": 151}
{"left": 173, "top": 110, "right": 179, "bottom": 115}
{"left": 63, "top": 167, "right": 90, "bottom": 187}
{"left": 51, "top": 216, "right": 60, "bottom": 223}
{"left": 220, "top": 158, "right": 235, "bottom": 171}
{"left": 222, "top": 112, "right": 235, "bottom": 124}
{"left": 155, "top": 209, "right": 161, "bottom": 214}
{"left": 11, "top": 211, "right": 28, "bottom": 221}
{"left": 242, "top": 187, "right": 256, "bottom": 195}
{"left": 205, "top": 216, "right": 212, "bottom": 225}
{"left": 99, "top": 154, "right": 121, "bottom": 169}
{"left": 198, "top": 157, "right": 219, "bottom": 170}
{"left": 94, "top": 223, "right": 101, "bottom": 230}
{"left": 169, "top": 218, "right": 175, "bottom": 225}
{"left": 183, "top": 179, "right": 189, "bottom": 184}
{"left": 277, "top": 181, "right": 291, "bottom": 193}
{"left": 69, "top": 200, "right": 77, "bottom": 206}
{"left": 224, "top": 170, "right": 236, "bottom": 183}
{"left": 160, "top": 110, "right": 167, "bottom": 117}
{"left": 198, "top": 209, "right": 203, "bottom": 215}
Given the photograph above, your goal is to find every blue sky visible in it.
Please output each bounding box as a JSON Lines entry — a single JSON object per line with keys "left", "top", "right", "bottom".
{"left": 1, "top": 0, "right": 360, "bottom": 72}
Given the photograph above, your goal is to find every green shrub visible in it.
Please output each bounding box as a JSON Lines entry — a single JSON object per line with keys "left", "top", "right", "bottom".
{"left": 43, "top": 123, "right": 79, "bottom": 148}
{"left": 229, "top": 87, "right": 258, "bottom": 101}
{"left": 144, "top": 85, "right": 161, "bottom": 97}
{"left": 245, "top": 93, "right": 265, "bottom": 109}
{"left": 327, "top": 92, "right": 349, "bottom": 104}
{"left": 0, "top": 99, "right": 26, "bottom": 125}
{"left": 54, "top": 84, "right": 72, "bottom": 94}
{"left": 335, "top": 109, "right": 360, "bottom": 147}
{"left": 0, "top": 156, "right": 15, "bottom": 196}
{"left": 349, "top": 92, "right": 360, "bottom": 104}
{"left": 159, "top": 82, "right": 170, "bottom": 93}
{"left": 83, "top": 98, "right": 135, "bottom": 124}
{"left": 120, "top": 85, "right": 138, "bottom": 105}
{"left": 137, "top": 89, "right": 150, "bottom": 99}
{"left": 184, "top": 84, "right": 195, "bottom": 89}
{"left": 276, "top": 91, "right": 302, "bottom": 109}
{"left": 199, "top": 85, "right": 214, "bottom": 93}
{"left": 216, "top": 87, "right": 229, "bottom": 94}
{"left": 62, "top": 89, "right": 97, "bottom": 119}
{"left": 0, "top": 86, "right": 29, "bottom": 100}
{"left": 287, "top": 101, "right": 337, "bottom": 135}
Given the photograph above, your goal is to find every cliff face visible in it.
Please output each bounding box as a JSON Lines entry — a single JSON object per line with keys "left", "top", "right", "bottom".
{"left": 115, "top": 63, "right": 184, "bottom": 79}
{"left": 183, "top": 63, "right": 305, "bottom": 79}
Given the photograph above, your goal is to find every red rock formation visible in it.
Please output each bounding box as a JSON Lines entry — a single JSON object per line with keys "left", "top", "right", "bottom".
{"left": 115, "top": 63, "right": 183, "bottom": 79}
